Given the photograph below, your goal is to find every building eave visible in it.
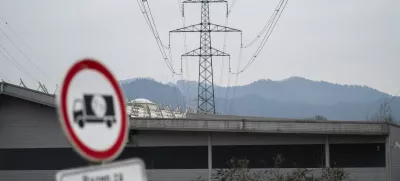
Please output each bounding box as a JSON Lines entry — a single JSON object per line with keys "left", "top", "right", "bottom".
{"left": 130, "top": 118, "right": 389, "bottom": 135}
{"left": 0, "top": 82, "right": 55, "bottom": 107}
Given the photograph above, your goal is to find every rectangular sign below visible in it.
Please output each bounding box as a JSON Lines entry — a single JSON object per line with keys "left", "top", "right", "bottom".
{"left": 56, "top": 158, "right": 147, "bottom": 181}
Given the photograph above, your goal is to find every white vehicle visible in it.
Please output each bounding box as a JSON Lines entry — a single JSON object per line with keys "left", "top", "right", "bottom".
{"left": 126, "top": 98, "right": 187, "bottom": 118}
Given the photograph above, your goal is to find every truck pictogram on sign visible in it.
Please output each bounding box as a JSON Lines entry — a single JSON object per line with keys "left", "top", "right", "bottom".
{"left": 73, "top": 94, "right": 116, "bottom": 128}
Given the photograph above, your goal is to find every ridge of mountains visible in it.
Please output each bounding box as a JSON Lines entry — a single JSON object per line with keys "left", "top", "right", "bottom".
{"left": 119, "top": 77, "right": 400, "bottom": 121}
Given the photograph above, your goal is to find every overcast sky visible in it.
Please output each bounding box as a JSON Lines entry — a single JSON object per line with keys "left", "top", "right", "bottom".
{"left": 0, "top": 0, "right": 399, "bottom": 95}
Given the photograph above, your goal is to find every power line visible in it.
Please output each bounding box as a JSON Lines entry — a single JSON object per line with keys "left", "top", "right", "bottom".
{"left": 225, "top": 0, "right": 287, "bottom": 112}
{"left": 0, "top": 15, "right": 39, "bottom": 58}
{"left": 235, "top": 0, "right": 288, "bottom": 74}
{"left": 219, "top": 17, "right": 229, "bottom": 85}
{"left": 228, "top": 74, "right": 239, "bottom": 114}
{"left": 220, "top": 0, "right": 241, "bottom": 113}
{"left": 0, "top": 15, "right": 53, "bottom": 81}
{"left": 228, "top": 0, "right": 238, "bottom": 15}
{"left": 0, "top": 43, "right": 37, "bottom": 82}
{"left": 177, "top": 0, "right": 192, "bottom": 106}
{"left": 223, "top": 46, "right": 244, "bottom": 114}
{"left": 223, "top": 72, "right": 232, "bottom": 114}
{"left": 136, "top": 0, "right": 180, "bottom": 75}
{"left": 227, "top": 44, "right": 243, "bottom": 114}
{"left": 0, "top": 25, "right": 55, "bottom": 84}
{"left": 220, "top": 16, "right": 233, "bottom": 114}
{"left": 219, "top": 0, "right": 244, "bottom": 113}
{"left": 242, "top": 0, "right": 285, "bottom": 48}
{"left": 140, "top": 0, "right": 180, "bottom": 74}
{"left": 0, "top": 70, "right": 10, "bottom": 82}
{"left": 144, "top": 0, "right": 170, "bottom": 49}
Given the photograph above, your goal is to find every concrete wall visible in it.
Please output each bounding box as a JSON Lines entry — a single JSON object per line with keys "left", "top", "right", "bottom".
{"left": 0, "top": 168, "right": 386, "bottom": 181}
{"left": 0, "top": 95, "right": 69, "bottom": 148}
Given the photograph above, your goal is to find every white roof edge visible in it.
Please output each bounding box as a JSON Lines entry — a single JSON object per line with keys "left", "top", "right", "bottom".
{"left": 130, "top": 118, "right": 389, "bottom": 135}
{"left": 0, "top": 82, "right": 56, "bottom": 107}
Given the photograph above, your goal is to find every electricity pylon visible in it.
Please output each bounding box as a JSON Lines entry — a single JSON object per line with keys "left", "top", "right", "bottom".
{"left": 170, "top": 0, "right": 241, "bottom": 114}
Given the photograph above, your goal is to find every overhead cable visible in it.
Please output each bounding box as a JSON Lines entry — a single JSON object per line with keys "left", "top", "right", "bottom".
{"left": 227, "top": 44, "right": 243, "bottom": 113}
{"left": 0, "top": 15, "right": 41, "bottom": 60}
{"left": 242, "top": 0, "right": 285, "bottom": 48}
{"left": 144, "top": 0, "right": 170, "bottom": 49}
{"left": 0, "top": 70, "right": 10, "bottom": 82}
{"left": 219, "top": 17, "right": 229, "bottom": 85}
{"left": 227, "top": 0, "right": 238, "bottom": 15}
{"left": 0, "top": 44, "right": 37, "bottom": 82}
{"left": 0, "top": 16, "right": 55, "bottom": 84}
{"left": 223, "top": 72, "right": 232, "bottom": 114}
{"left": 0, "top": 27, "right": 54, "bottom": 84}
{"left": 235, "top": 0, "right": 288, "bottom": 74}
{"left": 177, "top": 0, "right": 192, "bottom": 105}
{"left": 137, "top": 0, "right": 180, "bottom": 75}
{"left": 141, "top": 0, "right": 179, "bottom": 74}
{"left": 228, "top": 74, "right": 239, "bottom": 114}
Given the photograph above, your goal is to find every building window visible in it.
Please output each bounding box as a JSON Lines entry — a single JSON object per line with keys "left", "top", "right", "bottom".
{"left": 0, "top": 146, "right": 208, "bottom": 170}
{"left": 330, "top": 143, "right": 385, "bottom": 167}
{"left": 212, "top": 144, "right": 325, "bottom": 168}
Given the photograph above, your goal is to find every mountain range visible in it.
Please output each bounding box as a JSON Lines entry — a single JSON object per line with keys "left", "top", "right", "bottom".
{"left": 119, "top": 77, "right": 400, "bottom": 121}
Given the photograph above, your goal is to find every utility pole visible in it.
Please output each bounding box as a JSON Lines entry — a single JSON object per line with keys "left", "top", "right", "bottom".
{"left": 170, "top": 0, "right": 241, "bottom": 114}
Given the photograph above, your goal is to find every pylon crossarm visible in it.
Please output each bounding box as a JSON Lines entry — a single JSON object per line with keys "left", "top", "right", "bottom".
{"left": 181, "top": 48, "right": 201, "bottom": 56}
{"left": 210, "top": 47, "right": 230, "bottom": 56}
{"left": 209, "top": 23, "right": 241, "bottom": 32}
{"left": 170, "top": 0, "right": 241, "bottom": 115}
{"left": 170, "top": 23, "right": 240, "bottom": 33}
{"left": 170, "top": 24, "right": 202, "bottom": 33}
{"left": 182, "top": 47, "right": 230, "bottom": 57}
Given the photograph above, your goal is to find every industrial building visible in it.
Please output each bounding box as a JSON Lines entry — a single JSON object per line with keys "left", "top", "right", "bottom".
{"left": 1, "top": 81, "right": 400, "bottom": 181}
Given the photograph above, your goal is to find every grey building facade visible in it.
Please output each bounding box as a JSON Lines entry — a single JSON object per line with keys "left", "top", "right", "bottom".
{"left": 1, "top": 82, "right": 400, "bottom": 181}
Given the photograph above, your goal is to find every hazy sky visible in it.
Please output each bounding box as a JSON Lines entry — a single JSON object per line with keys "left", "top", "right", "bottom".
{"left": 0, "top": 0, "right": 399, "bottom": 95}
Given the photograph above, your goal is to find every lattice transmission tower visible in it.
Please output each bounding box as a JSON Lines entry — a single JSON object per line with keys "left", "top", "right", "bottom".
{"left": 170, "top": 0, "right": 241, "bottom": 114}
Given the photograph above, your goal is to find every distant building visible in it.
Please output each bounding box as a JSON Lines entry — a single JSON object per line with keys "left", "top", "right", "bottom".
{"left": 126, "top": 98, "right": 187, "bottom": 118}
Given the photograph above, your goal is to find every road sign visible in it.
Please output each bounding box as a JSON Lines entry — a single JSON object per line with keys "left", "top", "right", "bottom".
{"left": 56, "top": 158, "right": 147, "bottom": 181}
{"left": 57, "top": 58, "right": 128, "bottom": 162}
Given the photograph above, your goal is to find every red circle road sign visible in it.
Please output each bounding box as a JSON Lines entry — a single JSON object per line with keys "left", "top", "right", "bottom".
{"left": 57, "top": 58, "right": 128, "bottom": 162}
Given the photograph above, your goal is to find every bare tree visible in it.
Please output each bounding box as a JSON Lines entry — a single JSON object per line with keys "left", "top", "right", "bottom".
{"left": 314, "top": 115, "right": 328, "bottom": 121}
{"left": 372, "top": 100, "right": 396, "bottom": 124}
{"left": 305, "top": 115, "right": 328, "bottom": 121}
